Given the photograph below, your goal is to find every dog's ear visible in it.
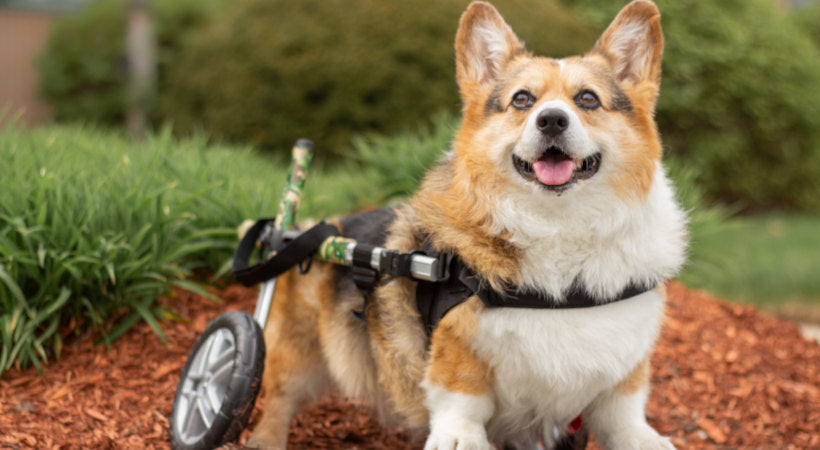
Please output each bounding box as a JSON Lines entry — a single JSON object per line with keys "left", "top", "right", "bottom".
{"left": 592, "top": 0, "right": 663, "bottom": 87}
{"left": 455, "top": 1, "right": 526, "bottom": 93}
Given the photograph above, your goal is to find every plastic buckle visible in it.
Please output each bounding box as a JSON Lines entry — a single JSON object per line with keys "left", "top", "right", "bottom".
{"left": 382, "top": 250, "right": 411, "bottom": 278}
{"left": 433, "top": 250, "right": 453, "bottom": 282}
{"left": 352, "top": 266, "right": 379, "bottom": 292}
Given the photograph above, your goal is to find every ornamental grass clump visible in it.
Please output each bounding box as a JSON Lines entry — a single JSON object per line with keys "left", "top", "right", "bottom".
{"left": 0, "top": 125, "right": 270, "bottom": 375}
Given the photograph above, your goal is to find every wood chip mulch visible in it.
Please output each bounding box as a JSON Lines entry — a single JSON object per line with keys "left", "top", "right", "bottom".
{"left": 1, "top": 282, "right": 817, "bottom": 449}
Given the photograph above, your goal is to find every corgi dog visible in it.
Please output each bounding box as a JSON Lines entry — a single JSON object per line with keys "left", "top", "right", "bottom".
{"left": 248, "top": 1, "right": 686, "bottom": 448}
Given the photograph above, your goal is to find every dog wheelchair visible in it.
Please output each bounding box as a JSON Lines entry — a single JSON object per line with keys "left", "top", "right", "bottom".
{"left": 169, "top": 140, "right": 589, "bottom": 450}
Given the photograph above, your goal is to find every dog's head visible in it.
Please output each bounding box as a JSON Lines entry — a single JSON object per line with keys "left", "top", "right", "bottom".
{"left": 453, "top": 0, "right": 664, "bottom": 202}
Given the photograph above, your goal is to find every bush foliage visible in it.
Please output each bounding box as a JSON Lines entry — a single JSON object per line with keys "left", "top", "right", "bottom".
{"left": 560, "top": 0, "right": 820, "bottom": 212}
{"left": 37, "top": 0, "right": 229, "bottom": 128}
{"left": 792, "top": 1, "right": 820, "bottom": 48}
{"left": 35, "top": 0, "right": 820, "bottom": 211}
{"left": 161, "top": 0, "right": 595, "bottom": 159}
{"left": 37, "top": 0, "right": 127, "bottom": 125}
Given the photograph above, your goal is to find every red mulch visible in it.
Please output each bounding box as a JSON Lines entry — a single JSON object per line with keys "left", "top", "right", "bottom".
{"left": 1, "top": 282, "right": 817, "bottom": 449}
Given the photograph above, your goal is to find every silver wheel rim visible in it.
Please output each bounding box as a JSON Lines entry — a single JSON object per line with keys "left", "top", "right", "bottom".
{"left": 174, "top": 328, "right": 237, "bottom": 444}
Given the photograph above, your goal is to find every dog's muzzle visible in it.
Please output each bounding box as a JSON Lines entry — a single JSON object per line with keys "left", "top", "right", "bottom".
{"left": 513, "top": 146, "right": 601, "bottom": 192}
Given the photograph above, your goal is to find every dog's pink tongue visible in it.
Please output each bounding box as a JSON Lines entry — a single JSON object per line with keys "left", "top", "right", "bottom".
{"left": 533, "top": 159, "right": 575, "bottom": 185}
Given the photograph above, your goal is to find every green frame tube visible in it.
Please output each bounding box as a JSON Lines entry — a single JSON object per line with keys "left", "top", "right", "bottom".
{"left": 274, "top": 139, "right": 313, "bottom": 232}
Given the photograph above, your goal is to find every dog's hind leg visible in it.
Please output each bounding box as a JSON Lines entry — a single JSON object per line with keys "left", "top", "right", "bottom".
{"left": 247, "top": 268, "right": 331, "bottom": 450}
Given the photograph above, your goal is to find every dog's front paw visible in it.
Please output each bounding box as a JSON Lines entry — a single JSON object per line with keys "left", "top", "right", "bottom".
{"left": 627, "top": 434, "right": 675, "bottom": 450}
{"left": 424, "top": 420, "right": 491, "bottom": 450}
{"left": 245, "top": 432, "right": 285, "bottom": 450}
{"left": 604, "top": 426, "right": 675, "bottom": 450}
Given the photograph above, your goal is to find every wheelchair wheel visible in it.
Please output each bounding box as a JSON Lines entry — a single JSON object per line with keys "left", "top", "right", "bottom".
{"left": 170, "top": 310, "right": 265, "bottom": 450}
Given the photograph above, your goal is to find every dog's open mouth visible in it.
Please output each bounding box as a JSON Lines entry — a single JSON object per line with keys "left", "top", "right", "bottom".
{"left": 513, "top": 147, "right": 601, "bottom": 191}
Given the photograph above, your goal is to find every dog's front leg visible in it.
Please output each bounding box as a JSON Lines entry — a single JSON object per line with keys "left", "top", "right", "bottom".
{"left": 584, "top": 359, "right": 675, "bottom": 450}
{"left": 421, "top": 302, "right": 494, "bottom": 450}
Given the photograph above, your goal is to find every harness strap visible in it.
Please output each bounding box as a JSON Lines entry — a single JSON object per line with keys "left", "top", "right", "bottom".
{"left": 416, "top": 242, "right": 655, "bottom": 334}
{"left": 232, "top": 214, "right": 655, "bottom": 335}
{"left": 232, "top": 220, "right": 340, "bottom": 287}
{"left": 457, "top": 265, "right": 652, "bottom": 310}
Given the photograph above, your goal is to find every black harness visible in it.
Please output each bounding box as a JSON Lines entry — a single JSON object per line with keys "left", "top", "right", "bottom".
{"left": 415, "top": 244, "right": 653, "bottom": 334}
{"left": 233, "top": 208, "right": 654, "bottom": 334}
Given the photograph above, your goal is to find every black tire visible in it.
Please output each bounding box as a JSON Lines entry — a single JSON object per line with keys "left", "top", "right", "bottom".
{"left": 170, "top": 310, "right": 265, "bottom": 450}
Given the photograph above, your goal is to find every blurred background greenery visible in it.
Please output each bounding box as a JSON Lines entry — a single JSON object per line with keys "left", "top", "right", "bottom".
{"left": 2, "top": 0, "right": 819, "bottom": 372}
{"left": 34, "top": 0, "right": 820, "bottom": 211}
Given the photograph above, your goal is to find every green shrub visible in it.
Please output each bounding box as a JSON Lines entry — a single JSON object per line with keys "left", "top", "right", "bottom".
{"left": 37, "top": 0, "right": 127, "bottom": 125}
{"left": 560, "top": 0, "right": 820, "bottom": 212}
{"left": 161, "top": 0, "right": 596, "bottom": 159}
{"left": 36, "top": 0, "right": 230, "bottom": 128}
{"left": 792, "top": 1, "right": 820, "bottom": 47}
{"left": 0, "top": 124, "right": 281, "bottom": 375}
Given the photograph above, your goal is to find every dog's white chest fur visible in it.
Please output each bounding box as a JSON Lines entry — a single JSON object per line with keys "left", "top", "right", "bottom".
{"left": 494, "top": 165, "right": 687, "bottom": 300}
{"left": 468, "top": 168, "right": 684, "bottom": 441}
{"left": 473, "top": 289, "right": 664, "bottom": 440}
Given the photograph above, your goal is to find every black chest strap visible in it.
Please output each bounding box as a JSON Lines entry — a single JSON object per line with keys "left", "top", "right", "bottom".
{"left": 415, "top": 243, "right": 655, "bottom": 335}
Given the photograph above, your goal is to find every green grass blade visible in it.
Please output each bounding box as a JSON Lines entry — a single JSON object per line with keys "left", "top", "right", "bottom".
{"left": 133, "top": 298, "right": 167, "bottom": 344}
{"left": 167, "top": 279, "right": 221, "bottom": 303}
{"left": 0, "top": 267, "right": 26, "bottom": 307}
{"left": 99, "top": 310, "right": 142, "bottom": 344}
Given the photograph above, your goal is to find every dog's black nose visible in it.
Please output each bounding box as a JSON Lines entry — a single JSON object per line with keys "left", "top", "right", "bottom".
{"left": 536, "top": 109, "right": 569, "bottom": 137}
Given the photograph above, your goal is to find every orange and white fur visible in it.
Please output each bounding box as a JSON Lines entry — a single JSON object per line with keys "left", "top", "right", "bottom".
{"left": 249, "top": 1, "right": 686, "bottom": 448}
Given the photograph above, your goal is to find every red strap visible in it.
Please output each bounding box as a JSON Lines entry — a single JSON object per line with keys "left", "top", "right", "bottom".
{"left": 567, "top": 415, "right": 583, "bottom": 434}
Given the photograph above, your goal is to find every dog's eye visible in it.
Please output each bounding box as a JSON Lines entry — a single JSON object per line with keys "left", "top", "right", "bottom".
{"left": 511, "top": 90, "right": 535, "bottom": 109}
{"left": 575, "top": 90, "right": 600, "bottom": 110}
